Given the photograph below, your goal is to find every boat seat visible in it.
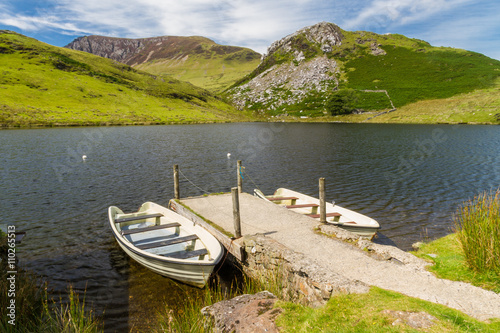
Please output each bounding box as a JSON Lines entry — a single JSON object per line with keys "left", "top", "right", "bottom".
{"left": 267, "top": 196, "right": 299, "bottom": 201}
{"left": 115, "top": 213, "right": 163, "bottom": 224}
{"left": 136, "top": 234, "right": 198, "bottom": 250}
{"left": 286, "top": 203, "right": 319, "bottom": 208}
{"left": 307, "top": 212, "right": 341, "bottom": 218}
{"left": 164, "top": 248, "right": 209, "bottom": 260}
{"left": 121, "top": 222, "right": 181, "bottom": 236}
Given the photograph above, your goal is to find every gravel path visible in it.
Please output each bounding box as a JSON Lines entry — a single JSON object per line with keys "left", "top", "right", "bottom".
{"left": 180, "top": 193, "right": 500, "bottom": 321}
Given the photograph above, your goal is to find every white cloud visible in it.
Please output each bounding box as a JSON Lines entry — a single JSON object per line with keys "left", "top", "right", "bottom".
{"left": 1, "top": 0, "right": 499, "bottom": 59}
{"left": 0, "top": 0, "right": 327, "bottom": 53}
{"left": 342, "top": 0, "right": 473, "bottom": 31}
{"left": 47, "top": 0, "right": 292, "bottom": 49}
{"left": 0, "top": 13, "right": 88, "bottom": 34}
{"left": 418, "top": 8, "right": 500, "bottom": 60}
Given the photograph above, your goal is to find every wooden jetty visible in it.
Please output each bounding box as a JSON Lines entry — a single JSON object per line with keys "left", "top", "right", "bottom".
{"left": 169, "top": 162, "right": 331, "bottom": 264}
{"left": 169, "top": 161, "right": 330, "bottom": 263}
{"left": 169, "top": 190, "right": 318, "bottom": 262}
{"left": 166, "top": 164, "right": 500, "bottom": 321}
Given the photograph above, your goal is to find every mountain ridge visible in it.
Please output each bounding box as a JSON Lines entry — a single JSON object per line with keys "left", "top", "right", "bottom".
{"left": 66, "top": 35, "right": 261, "bottom": 92}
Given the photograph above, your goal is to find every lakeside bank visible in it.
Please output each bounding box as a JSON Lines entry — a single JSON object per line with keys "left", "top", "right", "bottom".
{"left": 3, "top": 209, "right": 499, "bottom": 332}
{"left": 1, "top": 114, "right": 499, "bottom": 129}
{"left": 163, "top": 188, "right": 500, "bottom": 332}
{"left": 160, "top": 226, "right": 500, "bottom": 332}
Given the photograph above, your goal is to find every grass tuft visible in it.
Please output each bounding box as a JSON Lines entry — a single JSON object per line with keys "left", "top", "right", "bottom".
{"left": 40, "top": 286, "right": 101, "bottom": 333}
{"left": 454, "top": 189, "right": 500, "bottom": 275}
{"left": 412, "top": 233, "right": 500, "bottom": 293}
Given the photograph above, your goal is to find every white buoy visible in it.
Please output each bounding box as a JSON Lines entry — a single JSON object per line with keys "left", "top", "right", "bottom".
{"left": 227, "top": 152, "right": 231, "bottom": 159}
{"left": 82, "top": 155, "right": 87, "bottom": 161}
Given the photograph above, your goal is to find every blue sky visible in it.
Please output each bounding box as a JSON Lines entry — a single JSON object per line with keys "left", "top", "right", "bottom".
{"left": 1, "top": 0, "right": 499, "bottom": 60}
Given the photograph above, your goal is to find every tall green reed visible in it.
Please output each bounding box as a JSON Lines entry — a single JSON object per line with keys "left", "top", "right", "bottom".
{"left": 1, "top": 231, "right": 101, "bottom": 333}
{"left": 0, "top": 271, "right": 101, "bottom": 332}
{"left": 40, "top": 286, "right": 101, "bottom": 333}
{"left": 0, "top": 268, "right": 45, "bottom": 332}
{"left": 454, "top": 189, "right": 500, "bottom": 275}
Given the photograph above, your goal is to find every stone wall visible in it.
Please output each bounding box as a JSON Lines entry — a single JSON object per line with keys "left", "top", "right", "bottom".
{"left": 236, "top": 226, "right": 430, "bottom": 308}
{"left": 239, "top": 234, "right": 370, "bottom": 307}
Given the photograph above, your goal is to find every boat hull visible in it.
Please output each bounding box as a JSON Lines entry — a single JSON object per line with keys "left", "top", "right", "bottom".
{"left": 115, "top": 236, "right": 215, "bottom": 288}
{"left": 262, "top": 188, "right": 380, "bottom": 239}
{"left": 108, "top": 202, "right": 223, "bottom": 288}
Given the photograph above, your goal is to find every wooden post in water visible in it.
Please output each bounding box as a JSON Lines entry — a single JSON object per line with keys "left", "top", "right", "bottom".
{"left": 319, "top": 177, "right": 326, "bottom": 224}
{"left": 237, "top": 160, "right": 243, "bottom": 193}
{"left": 173, "top": 164, "right": 180, "bottom": 200}
{"left": 231, "top": 187, "right": 242, "bottom": 238}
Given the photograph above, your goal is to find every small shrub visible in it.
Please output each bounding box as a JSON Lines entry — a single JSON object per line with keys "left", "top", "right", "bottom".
{"left": 326, "top": 89, "right": 359, "bottom": 115}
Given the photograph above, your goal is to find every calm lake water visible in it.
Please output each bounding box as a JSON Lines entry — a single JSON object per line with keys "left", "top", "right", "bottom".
{"left": 1, "top": 122, "right": 499, "bottom": 331}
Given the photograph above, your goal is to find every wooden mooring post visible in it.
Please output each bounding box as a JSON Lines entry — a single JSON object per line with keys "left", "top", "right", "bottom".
{"left": 231, "top": 187, "right": 242, "bottom": 238}
{"left": 237, "top": 160, "right": 243, "bottom": 193}
{"left": 173, "top": 164, "right": 180, "bottom": 200}
{"left": 319, "top": 177, "right": 326, "bottom": 223}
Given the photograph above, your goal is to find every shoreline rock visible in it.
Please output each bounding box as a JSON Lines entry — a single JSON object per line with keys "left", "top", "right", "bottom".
{"left": 201, "top": 291, "right": 282, "bottom": 333}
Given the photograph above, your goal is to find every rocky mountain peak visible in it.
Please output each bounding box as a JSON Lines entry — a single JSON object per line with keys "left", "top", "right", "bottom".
{"left": 65, "top": 35, "right": 225, "bottom": 66}
{"left": 65, "top": 35, "right": 159, "bottom": 63}
{"left": 229, "top": 22, "right": 344, "bottom": 114}
{"left": 263, "top": 22, "right": 344, "bottom": 60}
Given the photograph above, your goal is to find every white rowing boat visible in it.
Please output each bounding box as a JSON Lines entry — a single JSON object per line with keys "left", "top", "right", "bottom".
{"left": 108, "top": 202, "right": 223, "bottom": 288}
{"left": 255, "top": 188, "right": 380, "bottom": 239}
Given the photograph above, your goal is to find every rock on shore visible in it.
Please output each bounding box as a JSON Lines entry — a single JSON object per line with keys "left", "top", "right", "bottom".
{"left": 201, "top": 291, "right": 282, "bottom": 333}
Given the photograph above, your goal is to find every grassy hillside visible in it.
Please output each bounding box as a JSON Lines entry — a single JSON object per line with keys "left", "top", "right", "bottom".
{"left": 301, "top": 79, "right": 500, "bottom": 124}
{"left": 132, "top": 38, "right": 261, "bottom": 93}
{"left": 227, "top": 24, "right": 500, "bottom": 122}
{"left": 0, "top": 31, "right": 249, "bottom": 127}
{"left": 340, "top": 31, "right": 500, "bottom": 108}
{"left": 363, "top": 78, "right": 500, "bottom": 124}
{"left": 336, "top": 31, "right": 500, "bottom": 124}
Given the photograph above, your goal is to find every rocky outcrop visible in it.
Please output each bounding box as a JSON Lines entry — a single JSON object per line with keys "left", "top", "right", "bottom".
{"left": 201, "top": 291, "right": 282, "bottom": 333}
{"left": 381, "top": 310, "right": 437, "bottom": 329}
{"left": 228, "top": 22, "right": 344, "bottom": 113}
{"left": 231, "top": 55, "right": 338, "bottom": 111}
{"left": 65, "top": 35, "right": 260, "bottom": 67}
{"left": 65, "top": 35, "right": 154, "bottom": 64}
{"left": 263, "top": 21, "right": 344, "bottom": 60}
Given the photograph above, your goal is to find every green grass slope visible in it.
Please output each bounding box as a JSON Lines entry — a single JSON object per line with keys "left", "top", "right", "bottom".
{"left": 0, "top": 31, "right": 248, "bottom": 127}
{"left": 362, "top": 78, "right": 500, "bottom": 124}
{"left": 340, "top": 30, "right": 500, "bottom": 108}
{"left": 133, "top": 38, "right": 261, "bottom": 93}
